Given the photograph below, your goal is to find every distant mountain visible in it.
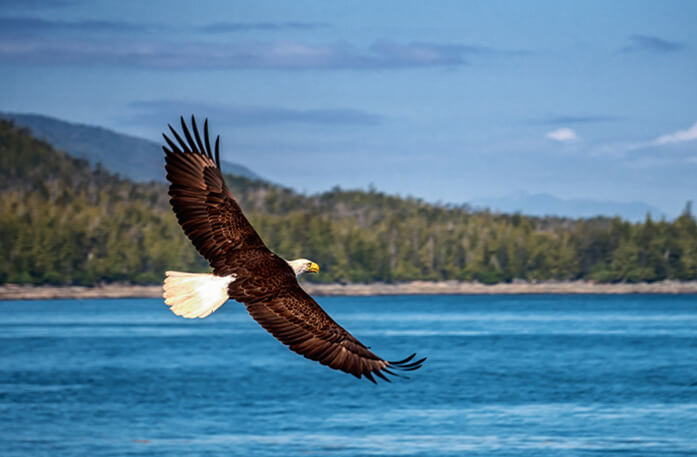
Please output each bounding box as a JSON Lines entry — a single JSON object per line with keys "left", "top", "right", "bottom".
{"left": 472, "top": 192, "right": 664, "bottom": 222}
{"left": 1, "top": 112, "right": 262, "bottom": 182}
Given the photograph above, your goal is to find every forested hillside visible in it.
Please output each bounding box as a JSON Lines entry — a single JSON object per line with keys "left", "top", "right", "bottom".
{"left": 1, "top": 119, "right": 696, "bottom": 285}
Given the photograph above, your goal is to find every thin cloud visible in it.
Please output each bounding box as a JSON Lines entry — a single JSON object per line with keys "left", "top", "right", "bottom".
{"left": 546, "top": 128, "right": 578, "bottom": 142}
{"left": 0, "top": 16, "right": 521, "bottom": 70}
{"left": 0, "top": 16, "right": 155, "bottom": 35}
{"left": 0, "top": 0, "right": 77, "bottom": 9}
{"left": 621, "top": 34, "right": 686, "bottom": 54}
{"left": 586, "top": 122, "right": 697, "bottom": 161}
{"left": 536, "top": 115, "right": 622, "bottom": 125}
{"left": 0, "top": 37, "right": 488, "bottom": 70}
{"left": 654, "top": 121, "right": 697, "bottom": 145}
{"left": 125, "top": 100, "right": 383, "bottom": 127}
{"left": 0, "top": 16, "right": 325, "bottom": 37}
{"left": 199, "top": 22, "right": 329, "bottom": 33}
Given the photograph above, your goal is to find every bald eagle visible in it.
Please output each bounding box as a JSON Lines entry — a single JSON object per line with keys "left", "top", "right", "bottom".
{"left": 161, "top": 116, "right": 425, "bottom": 383}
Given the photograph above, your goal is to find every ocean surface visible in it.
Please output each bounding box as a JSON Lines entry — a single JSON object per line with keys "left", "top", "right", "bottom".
{"left": 1, "top": 295, "right": 696, "bottom": 456}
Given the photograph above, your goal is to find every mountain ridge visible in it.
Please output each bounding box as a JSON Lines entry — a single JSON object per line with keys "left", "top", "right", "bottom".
{"left": 473, "top": 192, "right": 664, "bottom": 222}
{"left": 0, "top": 112, "right": 262, "bottom": 183}
{"left": 2, "top": 112, "right": 671, "bottom": 222}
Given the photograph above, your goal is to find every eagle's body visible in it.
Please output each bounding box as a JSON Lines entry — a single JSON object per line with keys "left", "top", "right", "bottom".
{"left": 161, "top": 116, "right": 424, "bottom": 383}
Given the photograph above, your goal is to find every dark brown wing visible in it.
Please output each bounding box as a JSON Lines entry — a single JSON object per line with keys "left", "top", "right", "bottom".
{"left": 162, "top": 116, "right": 425, "bottom": 382}
{"left": 162, "top": 116, "right": 267, "bottom": 274}
{"left": 225, "top": 248, "right": 425, "bottom": 383}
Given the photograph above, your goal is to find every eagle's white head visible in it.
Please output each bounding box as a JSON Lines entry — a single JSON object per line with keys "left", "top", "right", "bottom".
{"left": 286, "top": 258, "right": 320, "bottom": 277}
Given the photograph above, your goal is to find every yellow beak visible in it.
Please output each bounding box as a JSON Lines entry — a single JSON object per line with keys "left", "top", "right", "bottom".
{"left": 308, "top": 262, "right": 320, "bottom": 273}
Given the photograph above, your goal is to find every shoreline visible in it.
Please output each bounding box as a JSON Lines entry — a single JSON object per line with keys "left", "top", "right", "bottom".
{"left": 2, "top": 280, "right": 697, "bottom": 300}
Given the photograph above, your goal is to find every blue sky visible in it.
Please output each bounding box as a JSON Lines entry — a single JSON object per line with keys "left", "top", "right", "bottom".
{"left": 1, "top": 0, "right": 696, "bottom": 215}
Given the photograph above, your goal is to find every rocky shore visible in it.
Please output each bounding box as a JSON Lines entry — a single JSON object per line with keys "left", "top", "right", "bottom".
{"left": 2, "top": 280, "right": 697, "bottom": 300}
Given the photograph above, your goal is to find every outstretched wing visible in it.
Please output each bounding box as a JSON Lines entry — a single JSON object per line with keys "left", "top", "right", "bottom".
{"left": 225, "top": 248, "right": 426, "bottom": 382}
{"left": 162, "top": 116, "right": 425, "bottom": 382}
{"left": 162, "top": 116, "right": 267, "bottom": 273}
{"left": 249, "top": 292, "right": 425, "bottom": 383}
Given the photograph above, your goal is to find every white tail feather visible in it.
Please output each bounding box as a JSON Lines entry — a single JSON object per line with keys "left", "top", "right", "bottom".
{"left": 163, "top": 271, "right": 234, "bottom": 319}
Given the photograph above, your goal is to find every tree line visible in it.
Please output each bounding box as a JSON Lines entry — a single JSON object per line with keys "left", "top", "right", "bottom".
{"left": 1, "top": 119, "right": 695, "bottom": 285}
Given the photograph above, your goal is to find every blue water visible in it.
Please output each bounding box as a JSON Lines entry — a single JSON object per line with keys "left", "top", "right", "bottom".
{"left": 1, "top": 295, "right": 696, "bottom": 456}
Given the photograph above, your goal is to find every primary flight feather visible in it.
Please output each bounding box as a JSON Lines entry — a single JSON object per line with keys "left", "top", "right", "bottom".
{"left": 161, "top": 116, "right": 425, "bottom": 383}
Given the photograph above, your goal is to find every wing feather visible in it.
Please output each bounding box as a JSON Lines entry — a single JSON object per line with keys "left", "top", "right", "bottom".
{"left": 163, "top": 117, "right": 266, "bottom": 269}
{"left": 228, "top": 269, "right": 425, "bottom": 382}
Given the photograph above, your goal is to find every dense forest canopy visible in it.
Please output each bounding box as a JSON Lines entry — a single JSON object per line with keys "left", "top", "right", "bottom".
{"left": 1, "top": 119, "right": 696, "bottom": 285}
